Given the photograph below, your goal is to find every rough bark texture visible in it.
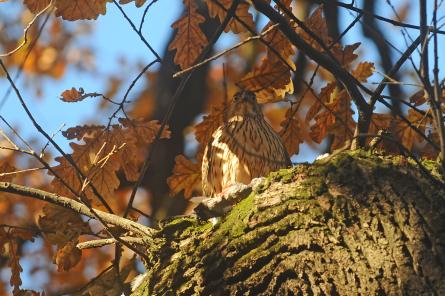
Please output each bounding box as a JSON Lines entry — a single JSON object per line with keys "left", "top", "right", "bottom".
{"left": 133, "top": 151, "right": 445, "bottom": 295}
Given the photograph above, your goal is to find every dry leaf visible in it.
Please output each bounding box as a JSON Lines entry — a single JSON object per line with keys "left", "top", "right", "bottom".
{"left": 394, "top": 109, "right": 429, "bottom": 150}
{"left": 55, "top": 241, "right": 82, "bottom": 271}
{"left": 238, "top": 57, "right": 294, "bottom": 103}
{"left": 279, "top": 106, "right": 304, "bottom": 155}
{"left": 305, "top": 82, "right": 336, "bottom": 123}
{"left": 23, "top": 0, "right": 51, "bottom": 13}
{"left": 195, "top": 104, "right": 225, "bottom": 144}
{"left": 55, "top": 0, "right": 111, "bottom": 21}
{"left": 409, "top": 90, "right": 426, "bottom": 106}
{"left": 60, "top": 87, "right": 85, "bottom": 102}
{"left": 168, "top": 0, "right": 208, "bottom": 69}
{"left": 206, "top": 0, "right": 254, "bottom": 33}
{"left": 167, "top": 155, "right": 201, "bottom": 198}
{"left": 8, "top": 239, "right": 22, "bottom": 294}
{"left": 62, "top": 125, "right": 105, "bottom": 140}
{"left": 352, "top": 62, "right": 375, "bottom": 82}
{"left": 238, "top": 0, "right": 295, "bottom": 103}
{"left": 119, "top": 0, "right": 147, "bottom": 7}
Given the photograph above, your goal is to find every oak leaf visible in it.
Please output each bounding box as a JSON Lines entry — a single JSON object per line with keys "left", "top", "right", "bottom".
{"left": 60, "top": 87, "right": 85, "bottom": 102}
{"left": 279, "top": 106, "right": 304, "bottom": 155}
{"left": 167, "top": 155, "right": 201, "bottom": 198}
{"left": 238, "top": 57, "right": 294, "bottom": 103}
{"left": 62, "top": 125, "right": 106, "bottom": 140}
{"left": 394, "top": 109, "right": 430, "bottom": 150}
{"left": 8, "top": 239, "right": 22, "bottom": 294}
{"left": 195, "top": 104, "right": 225, "bottom": 144}
{"left": 352, "top": 62, "right": 375, "bottom": 82}
{"left": 305, "top": 82, "right": 336, "bottom": 123}
{"left": 168, "top": 0, "right": 208, "bottom": 69}
{"left": 296, "top": 6, "right": 329, "bottom": 49}
{"left": 119, "top": 0, "right": 147, "bottom": 7}
{"left": 55, "top": 241, "right": 82, "bottom": 271}
{"left": 54, "top": 0, "right": 111, "bottom": 21}
{"left": 23, "top": 0, "right": 51, "bottom": 13}
{"left": 409, "top": 90, "right": 427, "bottom": 106}
{"left": 206, "top": 0, "right": 254, "bottom": 33}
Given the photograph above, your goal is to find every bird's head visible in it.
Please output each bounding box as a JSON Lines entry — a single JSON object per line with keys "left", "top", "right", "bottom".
{"left": 227, "top": 90, "right": 262, "bottom": 119}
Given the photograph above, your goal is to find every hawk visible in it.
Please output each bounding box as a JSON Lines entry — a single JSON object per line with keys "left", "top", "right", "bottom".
{"left": 202, "top": 90, "right": 291, "bottom": 196}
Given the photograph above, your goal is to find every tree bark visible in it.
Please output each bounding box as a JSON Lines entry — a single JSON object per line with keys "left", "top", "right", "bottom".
{"left": 133, "top": 151, "right": 445, "bottom": 295}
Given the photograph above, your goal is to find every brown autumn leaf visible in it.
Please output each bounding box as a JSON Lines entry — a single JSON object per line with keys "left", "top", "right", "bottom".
{"left": 167, "top": 155, "right": 201, "bottom": 198}
{"left": 0, "top": 161, "right": 16, "bottom": 183}
{"left": 60, "top": 87, "right": 85, "bottom": 102}
{"left": 118, "top": 118, "right": 171, "bottom": 144}
{"left": 54, "top": 0, "right": 111, "bottom": 21}
{"left": 8, "top": 239, "right": 22, "bottom": 294}
{"left": 332, "top": 42, "right": 360, "bottom": 66}
{"left": 296, "top": 5, "right": 329, "bottom": 49}
{"left": 309, "top": 87, "right": 355, "bottom": 148}
{"left": 238, "top": 57, "right": 294, "bottom": 103}
{"left": 237, "top": 0, "right": 295, "bottom": 103}
{"left": 328, "top": 90, "right": 356, "bottom": 149}
{"left": 409, "top": 89, "right": 427, "bottom": 106}
{"left": 23, "top": 0, "right": 51, "bottom": 13}
{"left": 119, "top": 0, "right": 147, "bottom": 7}
{"left": 206, "top": 0, "right": 254, "bottom": 33}
{"left": 38, "top": 204, "right": 91, "bottom": 247}
{"left": 352, "top": 62, "right": 375, "bottom": 82}
{"left": 62, "top": 125, "right": 106, "bottom": 140}
{"left": 195, "top": 104, "right": 225, "bottom": 144}
{"left": 55, "top": 241, "right": 82, "bottom": 271}
{"left": 279, "top": 106, "right": 304, "bottom": 155}
{"left": 168, "top": 0, "right": 208, "bottom": 69}
{"left": 52, "top": 119, "right": 171, "bottom": 197}
{"left": 393, "top": 109, "right": 430, "bottom": 150}
{"left": 305, "top": 82, "right": 336, "bottom": 123}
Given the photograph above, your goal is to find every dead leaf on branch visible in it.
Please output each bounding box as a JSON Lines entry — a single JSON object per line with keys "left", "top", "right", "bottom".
{"left": 206, "top": 0, "right": 254, "bottom": 33}
{"left": 352, "top": 62, "right": 375, "bottom": 82}
{"left": 195, "top": 104, "right": 226, "bottom": 145}
{"left": 24, "top": 0, "right": 112, "bottom": 20}
{"left": 305, "top": 82, "right": 336, "bottom": 123}
{"left": 394, "top": 109, "right": 431, "bottom": 151}
{"left": 60, "top": 87, "right": 85, "bottom": 102}
{"left": 51, "top": 119, "right": 170, "bottom": 203}
{"left": 279, "top": 106, "right": 304, "bottom": 155}
{"left": 167, "top": 155, "right": 201, "bottom": 198}
{"left": 238, "top": 57, "right": 294, "bottom": 103}
{"left": 62, "top": 125, "right": 106, "bottom": 140}
{"left": 23, "top": 0, "right": 51, "bottom": 13}
{"left": 168, "top": 0, "right": 208, "bottom": 69}
{"left": 55, "top": 241, "right": 82, "bottom": 271}
{"left": 309, "top": 87, "right": 356, "bottom": 148}
{"left": 237, "top": 1, "right": 295, "bottom": 103}
{"left": 119, "top": 0, "right": 147, "bottom": 7}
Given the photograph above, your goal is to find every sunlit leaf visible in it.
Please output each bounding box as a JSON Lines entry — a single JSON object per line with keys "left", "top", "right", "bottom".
{"left": 168, "top": 0, "right": 208, "bottom": 69}
{"left": 206, "top": 0, "right": 254, "bottom": 33}
{"left": 167, "top": 155, "right": 201, "bottom": 198}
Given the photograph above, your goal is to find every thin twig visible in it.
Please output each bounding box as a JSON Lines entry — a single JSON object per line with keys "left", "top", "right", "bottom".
{"left": 77, "top": 237, "right": 145, "bottom": 250}
{"left": 123, "top": 0, "right": 243, "bottom": 218}
{"left": 173, "top": 24, "right": 279, "bottom": 78}
{"left": 0, "top": 182, "right": 154, "bottom": 237}
{"left": 0, "top": 1, "right": 53, "bottom": 57}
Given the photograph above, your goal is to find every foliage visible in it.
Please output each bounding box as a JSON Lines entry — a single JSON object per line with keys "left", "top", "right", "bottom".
{"left": 0, "top": 0, "right": 443, "bottom": 294}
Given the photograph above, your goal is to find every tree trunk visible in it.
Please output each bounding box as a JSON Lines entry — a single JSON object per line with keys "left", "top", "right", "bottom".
{"left": 132, "top": 151, "right": 445, "bottom": 295}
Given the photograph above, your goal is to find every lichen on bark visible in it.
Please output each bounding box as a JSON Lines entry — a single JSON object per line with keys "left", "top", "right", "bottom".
{"left": 132, "top": 151, "right": 445, "bottom": 295}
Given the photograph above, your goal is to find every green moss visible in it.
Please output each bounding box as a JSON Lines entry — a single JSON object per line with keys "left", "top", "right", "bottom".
{"left": 217, "top": 192, "right": 256, "bottom": 238}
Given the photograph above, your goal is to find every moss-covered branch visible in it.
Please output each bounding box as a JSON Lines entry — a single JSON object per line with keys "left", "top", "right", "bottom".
{"left": 133, "top": 151, "right": 445, "bottom": 295}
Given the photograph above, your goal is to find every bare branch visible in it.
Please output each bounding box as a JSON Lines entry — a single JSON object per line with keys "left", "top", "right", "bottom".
{"left": 0, "top": 182, "right": 154, "bottom": 237}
